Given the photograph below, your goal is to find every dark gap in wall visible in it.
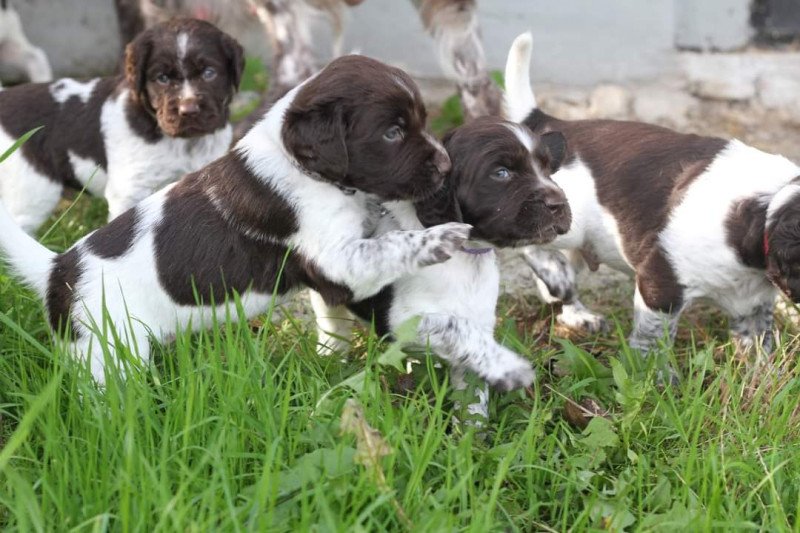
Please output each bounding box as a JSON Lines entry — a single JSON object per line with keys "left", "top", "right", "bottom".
{"left": 751, "top": 0, "right": 800, "bottom": 47}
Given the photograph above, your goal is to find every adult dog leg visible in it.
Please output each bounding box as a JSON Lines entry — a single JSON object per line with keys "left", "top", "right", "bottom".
{"left": 521, "top": 247, "right": 608, "bottom": 333}
{"left": 416, "top": 313, "right": 534, "bottom": 391}
{"left": 411, "top": 0, "right": 502, "bottom": 120}
{"left": 0, "top": 5, "right": 52, "bottom": 82}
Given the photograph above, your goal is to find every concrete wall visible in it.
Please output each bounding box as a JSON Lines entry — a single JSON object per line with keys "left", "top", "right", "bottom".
{"left": 9, "top": 0, "right": 757, "bottom": 86}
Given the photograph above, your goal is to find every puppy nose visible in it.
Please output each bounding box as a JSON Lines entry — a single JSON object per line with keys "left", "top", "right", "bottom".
{"left": 433, "top": 149, "right": 451, "bottom": 175}
{"left": 179, "top": 98, "right": 200, "bottom": 116}
{"left": 542, "top": 188, "right": 568, "bottom": 216}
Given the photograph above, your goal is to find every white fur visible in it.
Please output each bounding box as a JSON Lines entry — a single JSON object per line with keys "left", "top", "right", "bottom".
{"left": 50, "top": 78, "right": 98, "bottom": 104}
{"left": 0, "top": 4, "right": 52, "bottom": 83}
{"left": 177, "top": 32, "right": 189, "bottom": 62}
{"left": 503, "top": 32, "right": 536, "bottom": 123}
{"left": 0, "top": 73, "right": 470, "bottom": 384}
{"left": 504, "top": 30, "right": 800, "bottom": 353}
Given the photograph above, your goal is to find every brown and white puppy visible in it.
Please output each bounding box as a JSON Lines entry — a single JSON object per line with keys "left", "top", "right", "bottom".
{"left": 0, "top": 18, "right": 242, "bottom": 234}
{"left": 0, "top": 54, "right": 470, "bottom": 385}
{"left": 310, "top": 116, "right": 570, "bottom": 400}
{"left": 0, "top": 0, "right": 52, "bottom": 83}
{"left": 505, "top": 32, "right": 800, "bottom": 362}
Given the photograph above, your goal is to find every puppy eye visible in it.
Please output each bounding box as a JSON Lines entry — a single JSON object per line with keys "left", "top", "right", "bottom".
{"left": 491, "top": 167, "right": 511, "bottom": 181}
{"left": 156, "top": 73, "right": 170, "bottom": 85}
{"left": 201, "top": 67, "right": 217, "bottom": 81}
{"left": 383, "top": 125, "right": 405, "bottom": 142}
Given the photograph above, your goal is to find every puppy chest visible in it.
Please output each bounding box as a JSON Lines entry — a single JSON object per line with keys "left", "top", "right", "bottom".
{"left": 390, "top": 253, "right": 499, "bottom": 327}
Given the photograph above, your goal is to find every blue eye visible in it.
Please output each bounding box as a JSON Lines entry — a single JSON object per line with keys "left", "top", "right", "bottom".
{"left": 156, "top": 73, "right": 170, "bottom": 85}
{"left": 383, "top": 125, "right": 404, "bottom": 142}
{"left": 491, "top": 167, "right": 511, "bottom": 181}
{"left": 201, "top": 67, "right": 217, "bottom": 81}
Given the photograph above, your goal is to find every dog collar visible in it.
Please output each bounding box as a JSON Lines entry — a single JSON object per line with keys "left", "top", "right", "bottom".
{"left": 338, "top": 185, "right": 357, "bottom": 196}
{"left": 462, "top": 247, "right": 493, "bottom": 255}
{"left": 764, "top": 231, "right": 770, "bottom": 256}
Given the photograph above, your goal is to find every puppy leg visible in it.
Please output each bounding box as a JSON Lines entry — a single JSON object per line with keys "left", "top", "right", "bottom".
{"left": 0, "top": 163, "right": 62, "bottom": 234}
{"left": 0, "top": 7, "right": 53, "bottom": 82}
{"left": 327, "top": 222, "right": 471, "bottom": 300}
{"left": 416, "top": 313, "right": 534, "bottom": 391}
{"left": 628, "top": 287, "right": 681, "bottom": 372}
{"left": 521, "top": 247, "right": 608, "bottom": 333}
{"left": 728, "top": 300, "right": 775, "bottom": 359}
{"left": 449, "top": 365, "right": 489, "bottom": 424}
{"left": 308, "top": 289, "right": 355, "bottom": 356}
{"left": 71, "top": 323, "right": 151, "bottom": 386}
{"left": 412, "top": 0, "right": 502, "bottom": 120}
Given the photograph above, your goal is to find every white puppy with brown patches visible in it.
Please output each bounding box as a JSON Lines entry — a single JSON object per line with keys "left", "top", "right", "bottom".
{"left": 0, "top": 55, "right": 470, "bottom": 385}
{"left": 311, "top": 116, "right": 572, "bottom": 410}
{"left": 0, "top": 18, "right": 241, "bottom": 234}
{"left": 505, "top": 32, "right": 800, "bottom": 366}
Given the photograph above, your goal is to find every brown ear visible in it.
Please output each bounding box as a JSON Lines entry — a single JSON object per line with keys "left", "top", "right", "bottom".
{"left": 534, "top": 131, "right": 567, "bottom": 174}
{"left": 282, "top": 103, "right": 349, "bottom": 181}
{"left": 221, "top": 33, "right": 245, "bottom": 92}
{"left": 414, "top": 179, "right": 463, "bottom": 227}
{"left": 124, "top": 32, "right": 153, "bottom": 112}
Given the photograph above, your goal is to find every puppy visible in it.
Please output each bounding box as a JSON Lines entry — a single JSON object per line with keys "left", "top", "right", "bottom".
{"left": 0, "top": 55, "right": 470, "bottom": 384}
{"left": 0, "top": 0, "right": 52, "bottom": 83}
{"left": 504, "top": 32, "right": 800, "bottom": 359}
{"left": 310, "top": 116, "right": 571, "bottom": 405}
{"left": 0, "top": 18, "right": 243, "bottom": 234}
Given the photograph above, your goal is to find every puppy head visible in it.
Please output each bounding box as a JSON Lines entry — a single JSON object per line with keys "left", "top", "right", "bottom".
{"left": 766, "top": 182, "right": 800, "bottom": 301}
{"left": 281, "top": 55, "right": 451, "bottom": 200}
{"left": 124, "top": 18, "right": 244, "bottom": 138}
{"left": 416, "top": 117, "right": 571, "bottom": 247}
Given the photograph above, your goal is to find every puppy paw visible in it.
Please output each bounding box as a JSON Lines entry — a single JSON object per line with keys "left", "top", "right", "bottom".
{"left": 557, "top": 302, "right": 609, "bottom": 334}
{"left": 481, "top": 350, "right": 536, "bottom": 392}
{"left": 418, "top": 222, "right": 472, "bottom": 266}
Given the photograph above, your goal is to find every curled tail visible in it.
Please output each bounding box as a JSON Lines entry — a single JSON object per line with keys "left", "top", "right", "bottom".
{"left": 0, "top": 201, "right": 55, "bottom": 297}
{"left": 503, "top": 32, "right": 537, "bottom": 123}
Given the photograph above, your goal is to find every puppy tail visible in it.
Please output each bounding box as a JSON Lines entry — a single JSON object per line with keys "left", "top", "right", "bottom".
{"left": 503, "top": 31, "right": 538, "bottom": 123}
{"left": 0, "top": 201, "right": 55, "bottom": 297}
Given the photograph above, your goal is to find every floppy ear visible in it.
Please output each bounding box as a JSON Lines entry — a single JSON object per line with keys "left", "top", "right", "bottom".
{"left": 221, "top": 33, "right": 245, "bottom": 92}
{"left": 534, "top": 131, "right": 567, "bottom": 174}
{"left": 125, "top": 32, "right": 153, "bottom": 112}
{"left": 282, "top": 103, "right": 349, "bottom": 181}
{"left": 414, "top": 179, "right": 463, "bottom": 227}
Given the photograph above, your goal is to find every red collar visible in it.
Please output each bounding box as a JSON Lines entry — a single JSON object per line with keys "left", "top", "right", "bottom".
{"left": 764, "top": 231, "right": 770, "bottom": 256}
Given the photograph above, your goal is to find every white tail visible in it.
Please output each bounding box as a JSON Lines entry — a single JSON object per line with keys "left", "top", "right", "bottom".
{"left": 0, "top": 201, "right": 55, "bottom": 297}
{"left": 503, "top": 32, "right": 537, "bottom": 123}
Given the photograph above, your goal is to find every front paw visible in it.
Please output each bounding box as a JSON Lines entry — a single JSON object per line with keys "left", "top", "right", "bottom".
{"left": 557, "top": 302, "right": 609, "bottom": 334}
{"left": 481, "top": 350, "right": 536, "bottom": 392}
{"left": 419, "top": 222, "right": 472, "bottom": 266}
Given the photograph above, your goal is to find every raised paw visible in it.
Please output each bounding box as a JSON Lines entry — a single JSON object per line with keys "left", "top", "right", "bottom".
{"left": 480, "top": 349, "right": 536, "bottom": 392}
{"left": 418, "top": 222, "right": 472, "bottom": 266}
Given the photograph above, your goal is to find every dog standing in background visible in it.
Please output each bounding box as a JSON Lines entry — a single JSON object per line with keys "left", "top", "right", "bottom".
{"left": 0, "top": 0, "right": 52, "bottom": 83}
{"left": 0, "top": 18, "right": 243, "bottom": 233}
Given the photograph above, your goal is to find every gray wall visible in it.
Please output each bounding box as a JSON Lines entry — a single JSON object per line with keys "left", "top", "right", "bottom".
{"left": 11, "top": 0, "right": 756, "bottom": 86}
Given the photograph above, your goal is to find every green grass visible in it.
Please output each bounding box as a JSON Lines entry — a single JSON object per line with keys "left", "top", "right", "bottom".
{"left": 3, "top": 198, "right": 800, "bottom": 532}
{"left": 2, "top": 72, "right": 800, "bottom": 530}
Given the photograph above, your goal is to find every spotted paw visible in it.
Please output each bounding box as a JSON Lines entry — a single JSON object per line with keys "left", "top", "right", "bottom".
{"left": 418, "top": 222, "right": 472, "bottom": 266}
